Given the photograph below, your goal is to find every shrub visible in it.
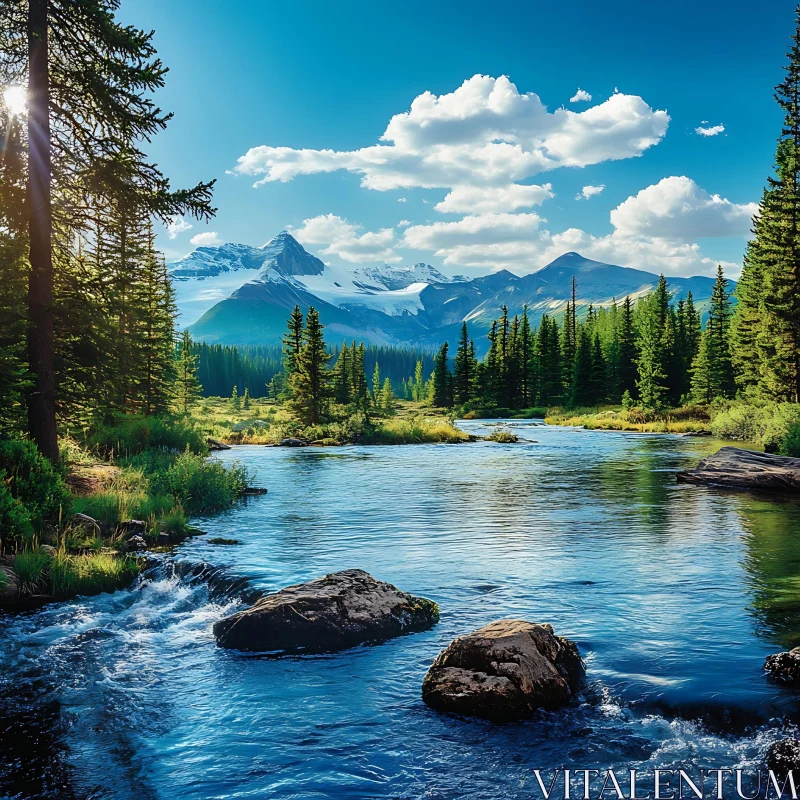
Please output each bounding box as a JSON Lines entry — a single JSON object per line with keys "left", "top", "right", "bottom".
{"left": 711, "top": 404, "right": 770, "bottom": 443}
{"left": 487, "top": 430, "right": 518, "bottom": 443}
{"left": 362, "top": 417, "right": 469, "bottom": 445}
{"left": 13, "top": 549, "right": 50, "bottom": 593}
{"left": 85, "top": 415, "right": 208, "bottom": 458}
{"left": 0, "top": 481, "right": 34, "bottom": 548}
{"left": 0, "top": 439, "right": 71, "bottom": 531}
{"left": 778, "top": 422, "right": 800, "bottom": 457}
{"left": 160, "top": 504, "right": 189, "bottom": 538}
{"left": 148, "top": 451, "right": 251, "bottom": 514}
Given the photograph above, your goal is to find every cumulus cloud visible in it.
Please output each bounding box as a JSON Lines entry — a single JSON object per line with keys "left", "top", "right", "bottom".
{"left": 398, "top": 219, "right": 411, "bottom": 227}
{"left": 609, "top": 176, "right": 756, "bottom": 241}
{"left": 576, "top": 184, "right": 605, "bottom": 200}
{"left": 233, "top": 74, "right": 668, "bottom": 214}
{"left": 292, "top": 214, "right": 401, "bottom": 263}
{"left": 166, "top": 217, "right": 193, "bottom": 239}
{"left": 570, "top": 88, "right": 592, "bottom": 103}
{"left": 190, "top": 231, "right": 222, "bottom": 247}
{"left": 401, "top": 176, "right": 756, "bottom": 277}
{"left": 435, "top": 183, "right": 553, "bottom": 214}
{"left": 695, "top": 123, "right": 725, "bottom": 137}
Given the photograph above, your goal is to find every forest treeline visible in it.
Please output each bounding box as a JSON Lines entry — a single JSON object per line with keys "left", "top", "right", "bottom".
{"left": 194, "top": 342, "right": 434, "bottom": 399}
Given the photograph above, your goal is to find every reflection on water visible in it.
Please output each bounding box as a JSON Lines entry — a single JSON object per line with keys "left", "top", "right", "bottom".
{"left": 3, "top": 422, "right": 800, "bottom": 799}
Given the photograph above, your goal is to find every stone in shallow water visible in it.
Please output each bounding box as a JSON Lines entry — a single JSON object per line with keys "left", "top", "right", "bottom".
{"left": 213, "top": 568, "right": 439, "bottom": 653}
{"left": 764, "top": 647, "right": 800, "bottom": 683}
{"left": 421, "top": 619, "right": 584, "bottom": 722}
{"left": 767, "top": 738, "right": 800, "bottom": 774}
{"left": 677, "top": 447, "right": 800, "bottom": 492}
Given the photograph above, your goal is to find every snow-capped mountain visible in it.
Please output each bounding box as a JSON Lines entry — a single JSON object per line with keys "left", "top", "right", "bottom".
{"left": 172, "top": 232, "right": 729, "bottom": 351}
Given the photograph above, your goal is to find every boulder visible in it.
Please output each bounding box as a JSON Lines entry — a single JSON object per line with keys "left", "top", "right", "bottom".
{"left": 764, "top": 647, "right": 800, "bottom": 683}
{"left": 421, "top": 619, "right": 584, "bottom": 722}
{"left": 767, "top": 739, "right": 800, "bottom": 774}
{"left": 677, "top": 447, "right": 800, "bottom": 492}
{"left": 39, "top": 545, "right": 57, "bottom": 557}
{"left": 279, "top": 438, "right": 310, "bottom": 447}
{"left": 119, "top": 519, "right": 146, "bottom": 537}
{"left": 124, "top": 534, "right": 148, "bottom": 552}
{"left": 207, "top": 438, "right": 232, "bottom": 451}
{"left": 213, "top": 568, "right": 439, "bottom": 653}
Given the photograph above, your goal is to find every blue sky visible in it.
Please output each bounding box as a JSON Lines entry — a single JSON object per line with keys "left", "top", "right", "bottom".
{"left": 119, "top": 0, "right": 795, "bottom": 278}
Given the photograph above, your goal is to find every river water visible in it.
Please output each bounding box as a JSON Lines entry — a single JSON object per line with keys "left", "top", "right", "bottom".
{"left": 3, "top": 421, "right": 800, "bottom": 799}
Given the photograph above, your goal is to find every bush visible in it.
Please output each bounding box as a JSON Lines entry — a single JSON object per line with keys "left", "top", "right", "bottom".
{"left": 85, "top": 415, "right": 208, "bottom": 458}
{"left": 711, "top": 404, "right": 770, "bottom": 443}
{"left": 710, "top": 402, "right": 800, "bottom": 453}
{"left": 487, "top": 430, "right": 518, "bottom": 443}
{"left": 0, "top": 439, "right": 71, "bottom": 532}
{"left": 147, "top": 450, "right": 251, "bottom": 514}
{"left": 0, "top": 482, "right": 34, "bottom": 547}
{"left": 160, "top": 504, "right": 189, "bottom": 537}
{"left": 361, "top": 417, "right": 469, "bottom": 445}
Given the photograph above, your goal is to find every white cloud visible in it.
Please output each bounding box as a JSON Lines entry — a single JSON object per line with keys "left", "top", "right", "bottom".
{"left": 292, "top": 213, "right": 401, "bottom": 263}
{"left": 233, "top": 74, "right": 669, "bottom": 213}
{"left": 695, "top": 123, "right": 725, "bottom": 137}
{"left": 609, "top": 176, "right": 756, "bottom": 241}
{"left": 398, "top": 219, "right": 411, "bottom": 227}
{"left": 401, "top": 176, "right": 756, "bottom": 277}
{"left": 166, "top": 217, "right": 193, "bottom": 239}
{"left": 435, "top": 183, "right": 553, "bottom": 214}
{"left": 397, "top": 197, "right": 407, "bottom": 202}
{"left": 190, "top": 231, "right": 223, "bottom": 247}
{"left": 576, "top": 184, "right": 605, "bottom": 200}
{"left": 570, "top": 88, "right": 592, "bottom": 103}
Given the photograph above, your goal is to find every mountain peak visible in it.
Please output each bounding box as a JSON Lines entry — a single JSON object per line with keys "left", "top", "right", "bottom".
{"left": 258, "top": 231, "right": 325, "bottom": 278}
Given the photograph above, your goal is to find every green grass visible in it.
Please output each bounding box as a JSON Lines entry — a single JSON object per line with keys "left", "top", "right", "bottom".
{"left": 361, "top": 417, "right": 470, "bottom": 444}
{"left": 12, "top": 550, "right": 51, "bottom": 593}
{"left": 160, "top": 505, "right": 189, "bottom": 538}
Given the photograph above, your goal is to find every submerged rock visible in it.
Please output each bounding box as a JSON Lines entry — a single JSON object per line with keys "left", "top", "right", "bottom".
{"left": 767, "top": 738, "right": 800, "bottom": 774}
{"left": 421, "top": 619, "right": 584, "bottom": 722}
{"left": 677, "top": 447, "right": 800, "bottom": 492}
{"left": 207, "top": 437, "right": 232, "bottom": 451}
{"left": 765, "top": 647, "right": 800, "bottom": 683}
{"left": 213, "top": 568, "right": 439, "bottom": 653}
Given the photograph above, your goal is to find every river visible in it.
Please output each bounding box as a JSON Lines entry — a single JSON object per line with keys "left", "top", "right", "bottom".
{"left": 2, "top": 421, "right": 800, "bottom": 799}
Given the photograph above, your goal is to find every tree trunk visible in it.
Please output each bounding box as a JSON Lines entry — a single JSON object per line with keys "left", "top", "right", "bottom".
{"left": 27, "top": 0, "right": 58, "bottom": 461}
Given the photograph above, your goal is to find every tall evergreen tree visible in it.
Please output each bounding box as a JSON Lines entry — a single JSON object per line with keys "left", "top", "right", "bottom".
{"left": 282, "top": 305, "right": 304, "bottom": 379}
{"left": 288, "top": 307, "right": 332, "bottom": 425}
{"left": 707, "top": 265, "right": 736, "bottom": 398}
{"left": 175, "top": 330, "right": 202, "bottom": 414}
{"left": 618, "top": 295, "right": 638, "bottom": 399}
{"left": 432, "top": 342, "right": 452, "bottom": 408}
{"left": 331, "top": 341, "right": 351, "bottom": 404}
{"left": 453, "top": 322, "right": 476, "bottom": 405}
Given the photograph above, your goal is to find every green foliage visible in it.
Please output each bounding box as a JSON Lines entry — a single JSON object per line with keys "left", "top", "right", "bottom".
{"left": 86, "top": 415, "right": 208, "bottom": 458}
{"left": 160, "top": 504, "right": 189, "bottom": 538}
{"left": 13, "top": 550, "right": 51, "bottom": 593}
{"left": 0, "top": 481, "right": 34, "bottom": 548}
{"left": 175, "top": 330, "right": 203, "bottom": 414}
{"left": 288, "top": 307, "right": 333, "bottom": 425}
{"left": 487, "top": 430, "right": 518, "bottom": 443}
{"left": 48, "top": 552, "right": 140, "bottom": 598}
{"left": 147, "top": 450, "right": 251, "bottom": 514}
{"left": 0, "top": 439, "right": 71, "bottom": 535}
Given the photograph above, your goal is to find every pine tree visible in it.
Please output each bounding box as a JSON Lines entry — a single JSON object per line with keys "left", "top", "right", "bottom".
{"left": 636, "top": 294, "right": 668, "bottom": 411}
{"left": 590, "top": 333, "right": 607, "bottom": 404}
{"left": 453, "top": 322, "right": 475, "bottom": 405}
{"left": 282, "top": 305, "right": 304, "bottom": 380}
{"left": 412, "top": 360, "right": 424, "bottom": 402}
{"left": 0, "top": 0, "right": 216, "bottom": 458}
{"left": 371, "top": 362, "right": 381, "bottom": 404}
{"left": 380, "top": 377, "right": 394, "bottom": 415}
{"left": 175, "top": 330, "right": 202, "bottom": 414}
{"left": 519, "top": 306, "right": 536, "bottom": 406}
{"left": 707, "top": 265, "right": 736, "bottom": 398}
{"left": 572, "top": 327, "right": 593, "bottom": 406}
{"left": 618, "top": 296, "right": 638, "bottom": 399}
{"left": 332, "top": 341, "right": 351, "bottom": 404}
{"left": 288, "top": 307, "right": 332, "bottom": 425}
{"left": 243, "top": 387, "right": 251, "bottom": 410}
{"left": 351, "top": 343, "right": 370, "bottom": 413}
{"left": 432, "top": 342, "right": 452, "bottom": 407}
{"left": 690, "top": 331, "right": 716, "bottom": 405}
{"left": 230, "top": 385, "right": 240, "bottom": 411}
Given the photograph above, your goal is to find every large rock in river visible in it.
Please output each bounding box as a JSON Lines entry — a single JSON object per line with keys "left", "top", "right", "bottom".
{"left": 421, "top": 619, "right": 584, "bottom": 721}
{"left": 676, "top": 447, "right": 800, "bottom": 492}
{"left": 213, "top": 569, "right": 439, "bottom": 653}
{"left": 764, "top": 647, "right": 800, "bottom": 684}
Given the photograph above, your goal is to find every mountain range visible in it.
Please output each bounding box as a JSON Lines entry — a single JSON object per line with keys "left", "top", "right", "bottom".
{"left": 171, "top": 231, "right": 727, "bottom": 352}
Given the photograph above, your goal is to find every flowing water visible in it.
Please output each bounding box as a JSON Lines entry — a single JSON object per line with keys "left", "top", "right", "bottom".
{"left": 4, "top": 422, "right": 800, "bottom": 799}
